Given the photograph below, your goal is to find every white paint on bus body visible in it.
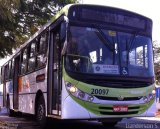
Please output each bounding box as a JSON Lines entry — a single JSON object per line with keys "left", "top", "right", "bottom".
{"left": 18, "top": 68, "right": 47, "bottom": 114}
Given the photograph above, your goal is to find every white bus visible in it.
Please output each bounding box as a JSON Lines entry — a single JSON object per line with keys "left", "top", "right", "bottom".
{"left": 0, "top": 4, "right": 156, "bottom": 127}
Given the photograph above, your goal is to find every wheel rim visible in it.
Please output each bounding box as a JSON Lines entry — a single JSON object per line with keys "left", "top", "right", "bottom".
{"left": 37, "top": 104, "right": 44, "bottom": 121}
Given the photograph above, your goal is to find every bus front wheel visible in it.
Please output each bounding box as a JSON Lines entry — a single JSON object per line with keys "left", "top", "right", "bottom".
{"left": 35, "top": 96, "right": 46, "bottom": 127}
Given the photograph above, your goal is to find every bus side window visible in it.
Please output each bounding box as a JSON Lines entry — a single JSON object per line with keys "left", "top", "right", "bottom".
{"left": 11, "top": 59, "right": 14, "bottom": 78}
{"left": 21, "top": 49, "right": 28, "bottom": 74}
{"left": 28, "top": 41, "right": 36, "bottom": 72}
{"left": 54, "top": 33, "right": 60, "bottom": 66}
{"left": 60, "top": 22, "right": 66, "bottom": 43}
{"left": 1, "top": 67, "right": 4, "bottom": 83}
{"left": 36, "top": 32, "right": 48, "bottom": 68}
{"left": 9, "top": 60, "right": 13, "bottom": 79}
{"left": 5, "top": 64, "right": 9, "bottom": 81}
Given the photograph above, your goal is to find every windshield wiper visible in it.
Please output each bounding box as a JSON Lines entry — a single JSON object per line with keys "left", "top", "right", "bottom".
{"left": 125, "top": 31, "right": 139, "bottom": 65}
{"left": 92, "top": 24, "right": 114, "bottom": 51}
{"left": 128, "top": 31, "right": 139, "bottom": 52}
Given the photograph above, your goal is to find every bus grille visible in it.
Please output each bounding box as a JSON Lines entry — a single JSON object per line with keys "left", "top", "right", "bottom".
{"left": 95, "top": 96, "right": 142, "bottom": 101}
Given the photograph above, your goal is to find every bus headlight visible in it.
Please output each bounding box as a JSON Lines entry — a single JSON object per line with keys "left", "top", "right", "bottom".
{"left": 87, "top": 95, "right": 94, "bottom": 102}
{"left": 78, "top": 91, "right": 85, "bottom": 99}
{"left": 65, "top": 82, "right": 94, "bottom": 102}
{"left": 142, "top": 90, "right": 155, "bottom": 103}
{"left": 143, "top": 96, "right": 148, "bottom": 103}
{"left": 69, "top": 86, "right": 77, "bottom": 93}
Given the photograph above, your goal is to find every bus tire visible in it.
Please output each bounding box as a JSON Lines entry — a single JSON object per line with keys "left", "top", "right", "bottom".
{"left": 35, "top": 96, "right": 46, "bottom": 128}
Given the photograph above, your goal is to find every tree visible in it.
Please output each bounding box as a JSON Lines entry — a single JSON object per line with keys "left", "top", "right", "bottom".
{"left": 0, "top": 0, "right": 78, "bottom": 58}
{"left": 153, "top": 40, "right": 160, "bottom": 83}
{"left": 0, "top": 0, "right": 20, "bottom": 57}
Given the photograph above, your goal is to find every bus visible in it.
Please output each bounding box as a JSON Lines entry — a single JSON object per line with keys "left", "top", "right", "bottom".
{"left": 0, "top": 4, "right": 156, "bottom": 126}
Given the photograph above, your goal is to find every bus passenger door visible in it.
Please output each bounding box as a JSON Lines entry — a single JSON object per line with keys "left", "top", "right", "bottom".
{"left": 53, "top": 31, "right": 62, "bottom": 115}
{"left": 13, "top": 56, "right": 20, "bottom": 110}
{"left": 48, "top": 27, "right": 62, "bottom": 116}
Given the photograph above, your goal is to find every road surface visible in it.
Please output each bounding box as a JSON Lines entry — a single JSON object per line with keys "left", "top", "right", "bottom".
{"left": 0, "top": 107, "right": 160, "bottom": 129}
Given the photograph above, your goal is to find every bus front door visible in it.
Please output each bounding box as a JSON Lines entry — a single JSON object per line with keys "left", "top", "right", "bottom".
{"left": 48, "top": 28, "right": 62, "bottom": 116}
{"left": 13, "top": 56, "right": 20, "bottom": 110}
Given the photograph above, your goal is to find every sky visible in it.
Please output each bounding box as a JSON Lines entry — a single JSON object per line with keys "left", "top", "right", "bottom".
{"left": 0, "top": 0, "right": 160, "bottom": 65}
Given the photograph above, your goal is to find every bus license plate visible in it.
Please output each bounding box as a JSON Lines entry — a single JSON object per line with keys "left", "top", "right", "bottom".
{"left": 113, "top": 105, "right": 128, "bottom": 112}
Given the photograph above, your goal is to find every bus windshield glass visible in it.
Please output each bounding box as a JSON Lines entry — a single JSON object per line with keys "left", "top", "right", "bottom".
{"left": 65, "top": 26, "right": 154, "bottom": 77}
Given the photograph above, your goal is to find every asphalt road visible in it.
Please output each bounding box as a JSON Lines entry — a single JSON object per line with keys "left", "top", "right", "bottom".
{"left": 0, "top": 108, "right": 160, "bottom": 129}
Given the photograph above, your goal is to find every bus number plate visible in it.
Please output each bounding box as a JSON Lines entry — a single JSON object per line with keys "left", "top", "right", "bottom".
{"left": 113, "top": 105, "right": 128, "bottom": 112}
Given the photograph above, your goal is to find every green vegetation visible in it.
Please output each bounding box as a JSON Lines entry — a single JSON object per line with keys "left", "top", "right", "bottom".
{"left": 0, "top": 0, "right": 77, "bottom": 58}
{"left": 154, "top": 41, "right": 160, "bottom": 84}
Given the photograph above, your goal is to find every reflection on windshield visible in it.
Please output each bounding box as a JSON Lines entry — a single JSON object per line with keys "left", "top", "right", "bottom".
{"left": 65, "top": 26, "right": 154, "bottom": 77}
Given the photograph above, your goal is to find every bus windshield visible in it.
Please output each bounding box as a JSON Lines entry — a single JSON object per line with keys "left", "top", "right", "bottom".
{"left": 65, "top": 26, "right": 154, "bottom": 77}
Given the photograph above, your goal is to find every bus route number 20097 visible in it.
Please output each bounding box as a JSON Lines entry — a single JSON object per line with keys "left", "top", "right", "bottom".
{"left": 91, "top": 89, "right": 109, "bottom": 95}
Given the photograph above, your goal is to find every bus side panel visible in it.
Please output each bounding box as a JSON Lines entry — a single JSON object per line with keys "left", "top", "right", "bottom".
{"left": 18, "top": 68, "right": 47, "bottom": 114}
{"left": 19, "top": 94, "right": 35, "bottom": 114}
{"left": 6, "top": 81, "right": 13, "bottom": 109}
{"left": 0, "top": 96, "right": 3, "bottom": 107}
{"left": 0, "top": 84, "right": 3, "bottom": 107}
{"left": 9, "top": 95, "right": 13, "bottom": 109}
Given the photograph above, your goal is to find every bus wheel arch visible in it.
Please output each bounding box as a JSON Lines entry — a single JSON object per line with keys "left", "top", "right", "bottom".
{"left": 35, "top": 90, "right": 43, "bottom": 114}
{"left": 35, "top": 90, "right": 46, "bottom": 127}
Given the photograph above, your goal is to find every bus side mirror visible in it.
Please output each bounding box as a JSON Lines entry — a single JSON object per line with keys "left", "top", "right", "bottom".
{"left": 60, "top": 22, "right": 66, "bottom": 42}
